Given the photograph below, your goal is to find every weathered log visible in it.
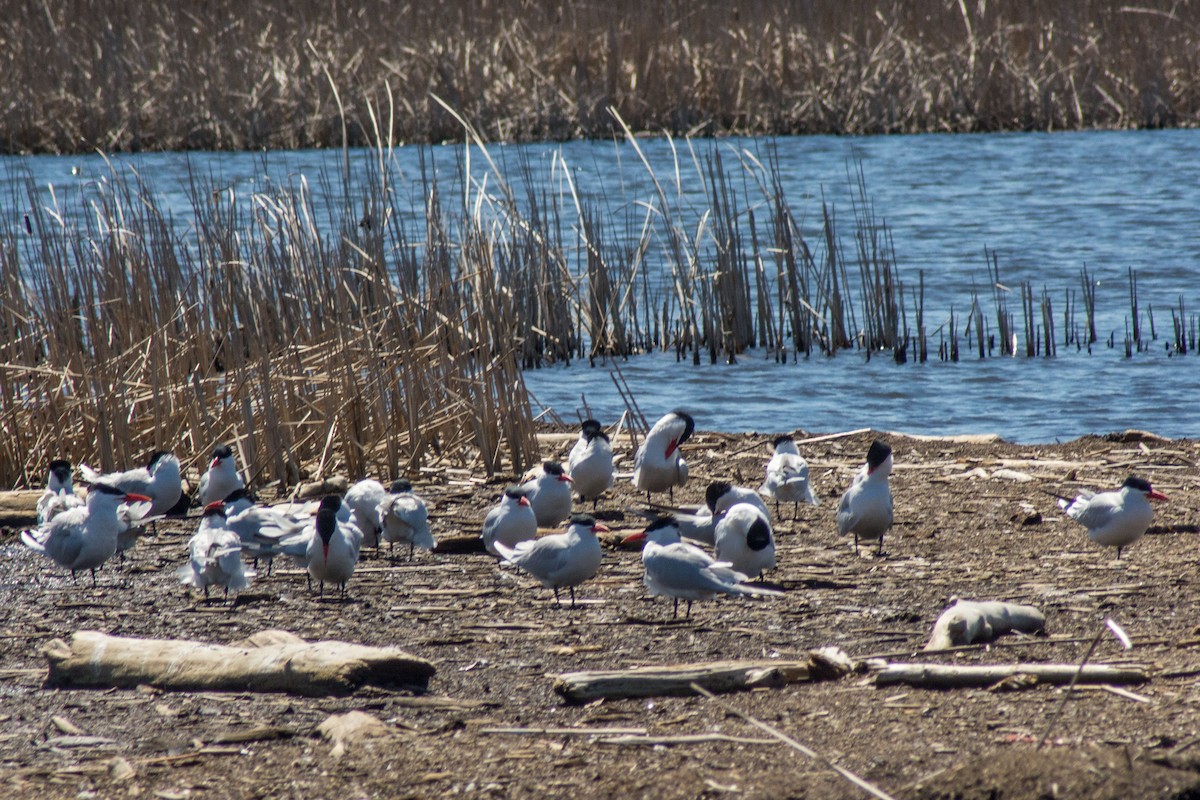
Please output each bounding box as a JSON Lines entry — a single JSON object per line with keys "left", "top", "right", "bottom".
{"left": 0, "top": 490, "right": 45, "bottom": 527}
{"left": 874, "top": 662, "right": 1148, "bottom": 689}
{"left": 43, "top": 629, "right": 435, "bottom": 696}
{"left": 553, "top": 647, "right": 851, "bottom": 703}
{"left": 924, "top": 599, "right": 1046, "bottom": 650}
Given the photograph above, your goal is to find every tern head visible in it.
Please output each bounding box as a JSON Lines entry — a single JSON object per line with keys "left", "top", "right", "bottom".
{"left": 661, "top": 410, "right": 695, "bottom": 458}
{"left": 580, "top": 419, "right": 606, "bottom": 442}
{"left": 543, "top": 461, "right": 573, "bottom": 483}
{"left": 202, "top": 501, "right": 226, "bottom": 518}
{"left": 623, "top": 515, "right": 680, "bottom": 547}
{"left": 210, "top": 445, "right": 234, "bottom": 468}
{"left": 89, "top": 482, "right": 124, "bottom": 498}
{"left": 746, "top": 515, "right": 773, "bottom": 552}
{"left": 223, "top": 487, "right": 253, "bottom": 504}
{"left": 705, "top": 481, "right": 733, "bottom": 513}
{"left": 568, "top": 513, "right": 608, "bottom": 534}
{"left": 146, "top": 450, "right": 172, "bottom": 471}
{"left": 1123, "top": 475, "right": 1168, "bottom": 501}
{"left": 315, "top": 495, "right": 342, "bottom": 545}
{"left": 503, "top": 485, "right": 532, "bottom": 507}
{"left": 866, "top": 440, "right": 893, "bottom": 474}
{"left": 771, "top": 434, "right": 795, "bottom": 450}
{"left": 48, "top": 459, "right": 73, "bottom": 485}
{"left": 389, "top": 479, "right": 413, "bottom": 495}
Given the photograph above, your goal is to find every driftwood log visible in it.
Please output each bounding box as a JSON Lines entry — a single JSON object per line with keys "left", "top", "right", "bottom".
{"left": 553, "top": 648, "right": 852, "bottom": 703}
{"left": 0, "top": 490, "right": 45, "bottom": 527}
{"left": 924, "top": 599, "right": 1046, "bottom": 650}
{"left": 43, "top": 629, "right": 435, "bottom": 696}
{"left": 874, "top": 662, "right": 1148, "bottom": 689}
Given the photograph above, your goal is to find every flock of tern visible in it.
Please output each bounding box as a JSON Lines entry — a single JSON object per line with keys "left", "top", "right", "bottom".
{"left": 20, "top": 411, "right": 1168, "bottom": 616}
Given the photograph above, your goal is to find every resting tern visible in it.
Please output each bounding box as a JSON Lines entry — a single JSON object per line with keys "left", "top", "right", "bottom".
{"left": 197, "top": 445, "right": 244, "bottom": 507}
{"left": 520, "top": 461, "right": 574, "bottom": 528}
{"left": 21, "top": 483, "right": 152, "bottom": 585}
{"left": 37, "top": 459, "right": 84, "bottom": 524}
{"left": 567, "top": 419, "right": 614, "bottom": 509}
{"left": 177, "top": 502, "right": 254, "bottom": 602}
{"left": 222, "top": 488, "right": 303, "bottom": 573}
{"left": 1059, "top": 475, "right": 1167, "bottom": 558}
{"left": 344, "top": 479, "right": 390, "bottom": 549}
{"left": 80, "top": 451, "right": 183, "bottom": 517}
{"left": 632, "top": 411, "right": 694, "bottom": 501}
{"left": 624, "top": 516, "right": 781, "bottom": 618}
{"left": 482, "top": 486, "right": 538, "bottom": 557}
{"left": 626, "top": 481, "right": 766, "bottom": 548}
{"left": 714, "top": 502, "right": 776, "bottom": 580}
{"left": 759, "top": 435, "right": 818, "bottom": 517}
{"left": 837, "top": 440, "right": 894, "bottom": 556}
{"left": 494, "top": 513, "right": 607, "bottom": 607}
{"left": 378, "top": 480, "right": 435, "bottom": 560}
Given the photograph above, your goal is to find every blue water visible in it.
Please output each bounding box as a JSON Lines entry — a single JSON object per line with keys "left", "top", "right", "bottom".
{"left": 4, "top": 129, "right": 1200, "bottom": 442}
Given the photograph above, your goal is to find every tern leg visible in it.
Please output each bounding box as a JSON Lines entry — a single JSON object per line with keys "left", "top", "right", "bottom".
{"left": 569, "top": 586, "right": 577, "bottom": 608}
{"left": 686, "top": 601, "right": 693, "bottom": 619}
{"left": 203, "top": 585, "right": 209, "bottom": 601}
{"left": 553, "top": 587, "right": 561, "bottom": 606}
{"left": 90, "top": 568, "right": 98, "bottom": 588}
{"left": 319, "top": 580, "right": 325, "bottom": 598}
{"left": 672, "top": 598, "right": 679, "bottom": 618}
{"left": 409, "top": 542, "right": 415, "bottom": 561}
{"left": 877, "top": 534, "right": 884, "bottom": 556}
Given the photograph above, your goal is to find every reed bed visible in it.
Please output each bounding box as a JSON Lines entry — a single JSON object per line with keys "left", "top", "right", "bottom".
{"left": 3, "top": 121, "right": 1195, "bottom": 488}
{"left": 5, "top": 1, "right": 1200, "bottom": 155}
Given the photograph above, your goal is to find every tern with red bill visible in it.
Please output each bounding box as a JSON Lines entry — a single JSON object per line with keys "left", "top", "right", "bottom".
{"left": 567, "top": 419, "right": 614, "bottom": 509}
{"left": 837, "top": 440, "right": 894, "bottom": 556}
{"left": 520, "top": 461, "right": 574, "bottom": 528}
{"left": 198, "top": 445, "right": 244, "bottom": 507}
{"left": 21, "top": 483, "right": 152, "bottom": 585}
{"left": 494, "top": 513, "right": 607, "bottom": 607}
{"left": 1059, "top": 475, "right": 1167, "bottom": 558}
{"left": 624, "top": 516, "right": 781, "bottom": 618}
{"left": 80, "top": 450, "right": 183, "bottom": 518}
{"left": 178, "top": 502, "right": 254, "bottom": 602}
{"left": 632, "top": 410, "right": 694, "bottom": 502}
{"left": 482, "top": 486, "right": 537, "bottom": 557}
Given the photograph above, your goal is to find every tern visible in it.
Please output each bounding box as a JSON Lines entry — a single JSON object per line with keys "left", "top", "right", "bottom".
{"left": 80, "top": 451, "right": 183, "bottom": 518}
{"left": 197, "top": 445, "right": 244, "bottom": 507}
{"left": 222, "top": 488, "right": 303, "bottom": 573}
{"left": 21, "top": 483, "right": 152, "bottom": 585}
{"left": 632, "top": 411, "right": 694, "bottom": 501}
{"left": 626, "top": 482, "right": 765, "bottom": 548}
{"left": 178, "top": 502, "right": 254, "bottom": 602}
{"left": 759, "top": 435, "right": 818, "bottom": 517}
{"left": 520, "top": 461, "right": 574, "bottom": 528}
{"left": 837, "top": 440, "right": 894, "bottom": 556}
{"left": 567, "top": 419, "right": 614, "bottom": 509}
{"left": 494, "top": 513, "right": 607, "bottom": 607}
{"left": 1059, "top": 475, "right": 1167, "bottom": 558}
{"left": 378, "top": 480, "right": 435, "bottom": 561}
{"left": 296, "top": 495, "right": 364, "bottom": 598}
{"left": 623, "top": 516, "right": 782, "bottom": 618}
{"left": 482, "top": 486, "right": 538, "bottom": 557}
{"left": 713, "top": 502, "right": 776, "bottom": 580}
{"left": 344, "top": 478, "right": 389, "bottom": 549}
{"left": 36, "top": 458, "right": 84, "bottom": 524}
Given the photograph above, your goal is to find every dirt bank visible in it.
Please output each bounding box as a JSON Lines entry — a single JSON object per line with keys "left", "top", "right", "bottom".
{"left": 2, "top": 429, "right": 1200, "bottom": 799}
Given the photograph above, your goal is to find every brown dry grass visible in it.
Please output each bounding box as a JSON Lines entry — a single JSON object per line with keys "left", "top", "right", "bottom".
{"left": 4, "top": 1, "right": 1199, "bottom": 154}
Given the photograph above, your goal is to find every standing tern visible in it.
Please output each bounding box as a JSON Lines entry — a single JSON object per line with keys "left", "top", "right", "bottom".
{"left": 713, "top": 502, "right": 776, "bottom": 580}
{"left": 1059, "top": 475, "right": 1167, "bottom": 558}
{"left": 378, "top": 480, "right": 435, "bottom": 560}
{"left": 759, "top": 435, "right": 818, "bottom": 517}
{"left": 482, "top": 486, "right": 538, "bottom": 557}
{"left": 632, "top": 411, "right": 694, "bottom": 502}
{"left": 80, "top": 451, "right": 183, "bottom": 518}
{"left": 624, "top": 516, "right": 782, "bottom": 618}
{"left": 197, "top": 445, "right": 244, "bottom": 507}
{"left": 494, "top": 513, "right": 607, "bottom": 607}
{"left": 21, "top": 483, "right": 152, "bottom": 585}
{"left": 837, "top": 440, "right": 894, "bottom": 556}
{"left": 178, "top": 502, "right": 255, "bottom": 602}
{"left": 37, "top": 458, "right": 84, "bottom": 524}
{"left": 520, "top": 461, "right": 574, "bottom": 528}
{"left": 567, "top": 419, "right": 614, "bottom": 509}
